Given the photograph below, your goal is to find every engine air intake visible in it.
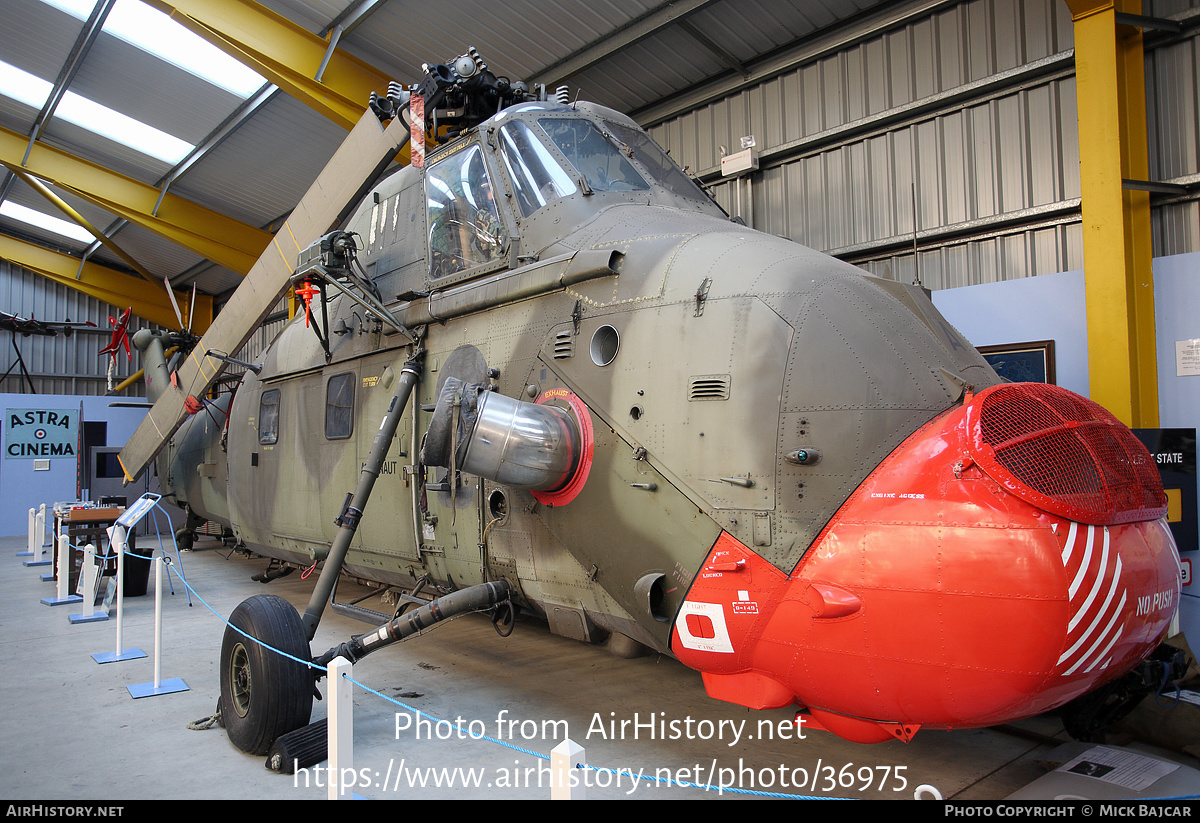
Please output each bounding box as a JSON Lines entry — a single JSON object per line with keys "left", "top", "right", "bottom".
{"left": 967, "top": 383, "right": 1166, "bottom": 526}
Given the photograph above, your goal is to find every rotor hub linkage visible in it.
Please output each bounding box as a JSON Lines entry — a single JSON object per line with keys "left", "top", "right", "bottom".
{"left": 411, "top": 48, "right": 536, "bottom": 141}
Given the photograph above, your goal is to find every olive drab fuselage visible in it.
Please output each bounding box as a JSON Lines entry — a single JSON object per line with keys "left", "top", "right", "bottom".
{"left": 158, "top": 100, "right": 1181, "bottom": 743}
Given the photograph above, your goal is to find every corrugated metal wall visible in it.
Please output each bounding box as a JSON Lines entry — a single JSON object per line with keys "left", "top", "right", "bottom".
{"left": 0, "top": 260, "right": 151, "bottom": 396}
{"left": 646, "top": 0, "right": 1200, "bottom": 289}
{"left": 0, "top": 260, "right": 284, "bottom": 397}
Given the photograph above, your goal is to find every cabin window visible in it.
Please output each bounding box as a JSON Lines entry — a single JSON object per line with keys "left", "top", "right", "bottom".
{"left": 497, "top": 120, "right": 577, "bottom": 217}
{"left": 537, "top": 117, "right": 648, "bottom": 194}
{"left": 258, "top": 389, "right": 280, "bottom": 445}
{"left": 325, "top": 373, "right": 354, "bottom": 440}
{"left": 426, "top": 143, "right": 507, "bottom": 278}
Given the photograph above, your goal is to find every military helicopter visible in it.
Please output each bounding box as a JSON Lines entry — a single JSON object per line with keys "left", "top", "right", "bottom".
{"left": 116, "top": 49, "right": 1184, "bottom": 754}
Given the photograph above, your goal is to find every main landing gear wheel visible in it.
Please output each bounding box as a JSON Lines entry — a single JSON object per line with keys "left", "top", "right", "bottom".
{"left": 219, "top": 594, "right": 314, "bottom": 755}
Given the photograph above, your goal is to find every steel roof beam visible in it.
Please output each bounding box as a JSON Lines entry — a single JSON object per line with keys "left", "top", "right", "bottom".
{"left": 530, "top": 0, "right": 722, "bottom": 88}
{"left": 0, "top": 233, "right": 210, "bottom": 332}
{"left": 20, "top": 0, "right": 117, "bottom": 166}
{"left": 142, "top": 0, "right": 393, "bottom": 131}
{"left": 0, "top": 126, "right": 271, "bottom": 275}
{"left": 153, "top": 81, "right": 280, "bottom": 213}
{"left": 632, "top": 0, "right": 960, "bottom": 127}
{"left": 3, "top": 162, "right": 158, "bottom": 284}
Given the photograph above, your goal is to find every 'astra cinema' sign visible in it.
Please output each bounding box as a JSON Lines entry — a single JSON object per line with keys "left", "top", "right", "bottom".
{"left": 4, "top": 409, "right": 78, "bottom": 459}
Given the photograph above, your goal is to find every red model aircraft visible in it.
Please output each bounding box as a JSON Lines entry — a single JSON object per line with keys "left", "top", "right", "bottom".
{"left": 98, "top": 307, "right": 132, "bottom": 365}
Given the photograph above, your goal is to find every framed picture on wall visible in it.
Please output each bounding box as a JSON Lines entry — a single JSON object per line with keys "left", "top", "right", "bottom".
{"left": 978, "top": 340, "right": 1056, "bottom": 384}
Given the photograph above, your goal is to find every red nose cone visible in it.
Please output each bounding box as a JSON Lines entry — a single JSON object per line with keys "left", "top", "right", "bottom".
{"left": 672, "top": 385, "right": 1180, "bottom": 740}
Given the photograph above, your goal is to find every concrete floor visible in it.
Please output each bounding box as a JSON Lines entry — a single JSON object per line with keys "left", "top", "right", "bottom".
{"left": 3, "top": 532, "right": 1198, "bottom": 801}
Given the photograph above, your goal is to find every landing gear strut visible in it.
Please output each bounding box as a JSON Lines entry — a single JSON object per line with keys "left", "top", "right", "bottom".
{"left": 1058, "top": 642, "right": 1188, "bottom": 741}
{"left": 219, "top": 349, "right": 426, "bottom": 755}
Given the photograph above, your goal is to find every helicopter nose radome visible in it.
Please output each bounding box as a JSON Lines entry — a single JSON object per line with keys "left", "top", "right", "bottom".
{"left": 671, "top": 384, "right": 1180, "bottom": 743}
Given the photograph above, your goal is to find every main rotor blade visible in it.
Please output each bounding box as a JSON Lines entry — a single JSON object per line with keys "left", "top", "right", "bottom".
{"left": 164, "top": 276, "right": 185, "bottom": 330}
{"left": 118, "top": 110, "right": 409, "bottom": 482}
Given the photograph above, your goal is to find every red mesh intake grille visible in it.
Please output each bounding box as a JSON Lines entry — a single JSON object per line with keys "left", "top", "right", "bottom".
{"left": 967, "top": 384, "right": 1166, "bottom": 525}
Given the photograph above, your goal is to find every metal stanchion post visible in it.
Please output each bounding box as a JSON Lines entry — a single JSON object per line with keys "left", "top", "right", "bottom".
{"left": 328, "top": 656, "right": 354, "bottom": 800}
{"left": 18, "top": 507, "right": 34, "bottom": 557}
{"left": 551, "top": 739, "right": 586, "bottom": 800}
{"left": 23, "top": 506, "right": 49, "bottom": 566}
{"left": 128, "top": 557, "right": 187, "bottom": 698}
{"left": 91, "top": 524, "right": 144, "bottom": 663}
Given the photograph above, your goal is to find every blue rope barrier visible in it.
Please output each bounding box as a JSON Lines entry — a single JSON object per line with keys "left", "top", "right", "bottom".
{"left": 161, "top": 558, "right": 320, "bottom": 672}
{"left": 142, "top": 541, "right": 1196, "bottom": 802}
{"left": 157, "top": 556, "right": 841, "bottom": 797}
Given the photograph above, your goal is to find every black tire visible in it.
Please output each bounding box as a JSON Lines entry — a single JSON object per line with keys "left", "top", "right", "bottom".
{"left": 219, "top": 594, "right": 314, "bottom": 755}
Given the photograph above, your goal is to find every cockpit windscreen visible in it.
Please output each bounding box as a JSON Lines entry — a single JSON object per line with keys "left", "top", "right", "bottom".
{"left": 537, "top": 117, "right": 649, "bottom": 194}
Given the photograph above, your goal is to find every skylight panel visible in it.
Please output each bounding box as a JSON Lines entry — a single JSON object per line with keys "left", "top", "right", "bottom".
{"left": 57, "top": 90, "right": 194, "bottom": 163}
{"left": 0, "top": 201, "right": 94, "bottom": 244}
{"left": 39, "top": 0, "right": 265, "bottom": 97}
{"left": 0, "top": 60, "right": 52, "bottom": 109}
{"left": 0, "top": 59, "right": 194, "bottom": 163}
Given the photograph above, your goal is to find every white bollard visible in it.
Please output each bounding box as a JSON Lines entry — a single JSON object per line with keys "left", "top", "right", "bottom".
{"left": 19, "top": 507, "right": 34, "bottom": 557}
{"left": 23, "top": 507, "right": 49, "bottom": 566}
{"left": 113, "top": 526, "right": 127, "bottom": 651}
{"left": 328, "top": 656, "right": 354, "bottom": 800}
{"left": 127, "top": 557, "right": 187, "bottom": 698}
{"left": 37, "top": 505, "right": 54, "bottom": 579}
{"left": 90, "top": 525, "right": 144, "bottom": 663}
{"left": 551, "top": 739, "right": 586, "bottom": 800}
{"left": 40, "top": 534, "right": 81, "bottom": 606}
{"left": 69, "top": 544, "right": 107, "bottom": 623}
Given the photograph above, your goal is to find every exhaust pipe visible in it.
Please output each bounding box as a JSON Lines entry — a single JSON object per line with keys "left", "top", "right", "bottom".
{"left": 421, "top": 377, "right": 582, "bottom": 492}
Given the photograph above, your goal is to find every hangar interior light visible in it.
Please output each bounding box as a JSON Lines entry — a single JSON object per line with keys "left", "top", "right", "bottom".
{"left": 37, "top": 0, "right": 265, "bottom": 98}
{"left": 0, "top": 200, "right": 94, "bottom": 244}
{"left": 0, "top": 58, "right": 194, "bottom": 163}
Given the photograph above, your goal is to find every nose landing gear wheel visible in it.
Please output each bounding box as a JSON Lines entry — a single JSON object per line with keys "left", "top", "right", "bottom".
{"left": 219, "top": 594, "right": 314, "bottom": 755}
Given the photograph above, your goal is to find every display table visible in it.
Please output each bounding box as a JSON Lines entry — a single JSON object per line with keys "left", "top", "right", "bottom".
{"left": 53, "top": 506, "right": 149, "bottom": 598}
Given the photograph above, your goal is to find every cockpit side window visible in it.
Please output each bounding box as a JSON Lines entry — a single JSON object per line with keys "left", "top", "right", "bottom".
{"left": 601, "top": 119, "right": 711, "bottom": 203}
{"left": 497, "top": 120, "right": 577, "bottom": 217}
{"left": 537, "top": 118, "right": 649, "bottom": 194}
{"left": 426, "top": 144, "right": 507, "bottom": 279}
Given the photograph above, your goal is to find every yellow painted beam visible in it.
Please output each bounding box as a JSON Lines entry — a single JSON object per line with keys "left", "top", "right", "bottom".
{"left": 0, "top": 234, "right": 211, "bottom": 333}
{"left": 1064, "top": 0, "right": 1158, "bottom": 427}
{"left": 1, "top": 126, "right": 271, "bottom": 275}
{"left": 143, "top": 0, "right": 390, "bottom": 132}
{"left": 3, "top": 162, "right": 159, "bottom": 284}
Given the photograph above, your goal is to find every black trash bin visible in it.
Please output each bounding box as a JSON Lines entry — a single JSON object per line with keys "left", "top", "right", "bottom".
{"left": 121, "top": 539, "right": 152, "bottom": 597}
